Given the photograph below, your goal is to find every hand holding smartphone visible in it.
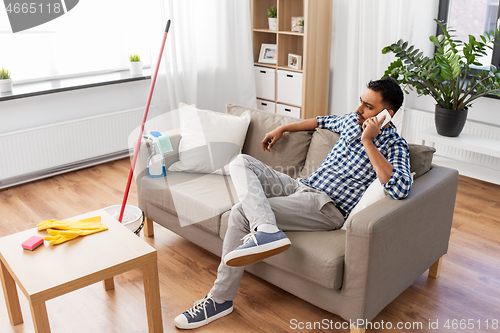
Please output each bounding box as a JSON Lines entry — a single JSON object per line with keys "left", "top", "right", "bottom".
{"left": 376, "top": 109, "right": 391, "bottom": 127}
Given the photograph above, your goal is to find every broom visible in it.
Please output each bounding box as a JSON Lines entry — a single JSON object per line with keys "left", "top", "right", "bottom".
{"left": 118, "top": 20, "right": 171, "bottom": 223}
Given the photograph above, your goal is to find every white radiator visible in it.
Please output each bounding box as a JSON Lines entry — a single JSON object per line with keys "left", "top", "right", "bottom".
{"left": 402, "top": 108, "right": 500, "bottom": 171}
{"left": 0, "top": 107, "right": 149, "bottom": 189}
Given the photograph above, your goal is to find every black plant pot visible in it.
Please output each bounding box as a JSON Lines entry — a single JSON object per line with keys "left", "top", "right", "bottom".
{"left": 435, "top": 106, "right": 468, "bottom": 137}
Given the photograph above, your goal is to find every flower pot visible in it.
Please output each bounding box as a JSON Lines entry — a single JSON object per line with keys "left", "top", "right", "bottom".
{"left": 435, "top": 105, "right": 468, "bottom": 137}
{"left": 129, "top": 61, "right": 143, "bottom": 76}
{"left": 0, "top": 79, "right": 12, "bottom": 93}
{"left": 298, "top": 26, "right": 304, "bottom": 33}
{"left": 268, "top": 18, "right": 277, "bottom": 31}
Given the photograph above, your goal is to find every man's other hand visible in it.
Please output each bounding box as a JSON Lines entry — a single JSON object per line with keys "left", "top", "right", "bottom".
{"left": 262, "top": 127, "right": 284, "bottom": 152}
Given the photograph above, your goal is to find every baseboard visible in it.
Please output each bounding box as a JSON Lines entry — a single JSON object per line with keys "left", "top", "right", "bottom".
{"left": 0, "top": 149, "right": 131, "bottom": 190}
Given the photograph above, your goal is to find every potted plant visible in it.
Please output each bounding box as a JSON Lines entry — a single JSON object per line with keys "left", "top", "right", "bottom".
{"left": 298, "top": 19, "right": 304, "bottom": 33}
{"left": 0, "top": 68, "right": 12, "bottom": 93}
{"left": 382, "top": 19, "right": 500, "bottom": 137}
{"left": 267, "top": 6, "right": 277, "bottom": 31}
{"left": 129, "top": 54, "right": 142, "bottom": 76}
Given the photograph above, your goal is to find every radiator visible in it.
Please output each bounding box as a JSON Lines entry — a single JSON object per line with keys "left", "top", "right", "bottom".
{"left": 0, "top": 107, "right": 149, "bottom": 189}
{"left": 402, "top": 108, "right": 500, "bottom": 171}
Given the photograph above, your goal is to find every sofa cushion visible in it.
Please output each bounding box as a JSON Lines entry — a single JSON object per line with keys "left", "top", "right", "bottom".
{"left": 299, "top": 128, "right": 435, "bottom": 180}
{"left": 139, "top": 172, "right": 238, "bottom": 235}
{"left": 220, "top": 211, "right": 346, "bottom": 290}
{"left": 408, "top": 143, "right": 436, "bottom": 178}
{"left": 226, "top": 104, "right": 312, "bottom": 178}
{"left": 299, "top": 128, "right": 340, "bottom": 179}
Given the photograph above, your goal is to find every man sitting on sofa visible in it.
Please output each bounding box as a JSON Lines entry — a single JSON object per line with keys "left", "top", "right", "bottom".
{"left": 174, "top": 77, "right": 413, "bottom": 329}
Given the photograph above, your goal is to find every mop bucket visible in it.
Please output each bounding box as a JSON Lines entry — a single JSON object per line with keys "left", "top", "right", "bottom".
{"left": 105, "top": 205, "right": 144, "bottom": 235}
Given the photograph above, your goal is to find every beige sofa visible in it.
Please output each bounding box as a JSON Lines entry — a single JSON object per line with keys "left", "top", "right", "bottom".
{"left": 136, "top": 104, "right": 459, "bottom": 332}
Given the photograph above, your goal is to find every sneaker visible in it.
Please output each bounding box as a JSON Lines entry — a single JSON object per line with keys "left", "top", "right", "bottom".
{"left": 174, "top": 295, "right": 233, "bottom": 329}
{"left": 224, "top": 229, "right": 291, "bottom": 267}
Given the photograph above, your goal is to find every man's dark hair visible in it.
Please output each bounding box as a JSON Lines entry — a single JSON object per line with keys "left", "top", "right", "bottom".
{"left": 367, "top": 77, "right": 404, "bottom": 113}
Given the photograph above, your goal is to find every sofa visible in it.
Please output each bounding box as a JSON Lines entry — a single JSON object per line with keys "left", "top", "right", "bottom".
{"left": 136, "top": 104, "right": 459, "bottom": 332}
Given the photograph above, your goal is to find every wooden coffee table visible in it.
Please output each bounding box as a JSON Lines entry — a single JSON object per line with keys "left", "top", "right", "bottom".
{"left": 0, "top": 209, "right": 163, "bottom": 333}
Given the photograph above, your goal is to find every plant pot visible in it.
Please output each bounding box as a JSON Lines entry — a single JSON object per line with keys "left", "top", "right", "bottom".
{"left": 298, "top": 26, "right": 304, "bottom": 33}
{"left": 129, "top": 61, "right": 143, "bottom": 76}
{"left": 0, "top": 79, "right": 12, "bottom": 93}
{"left": 435, "top": 105, "right": 468, "bottom": 137}
{"left": 268, "top": 18, "right": 277, "bottom": 31}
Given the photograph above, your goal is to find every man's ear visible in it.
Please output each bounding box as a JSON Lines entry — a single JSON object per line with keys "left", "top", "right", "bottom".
{"left": 387, "top": 109, "right": 395, "bottom": 118}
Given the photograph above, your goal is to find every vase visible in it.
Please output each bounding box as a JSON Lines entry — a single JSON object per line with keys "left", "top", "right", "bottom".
{"left": 0, "top": 79, "right": 12, "bottom": 93}
{"left": 268, "top": 18, "right": 277, "bottom": 31}
{"left": 129, "top": 61, "right": 143, "bottom": 76}
{"left": 435, "top": 105, "right": 468, "bottom": 137}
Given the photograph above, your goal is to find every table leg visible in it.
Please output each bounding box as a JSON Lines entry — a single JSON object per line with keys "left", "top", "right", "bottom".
{"left": 0, "top": 260, "right": 23, "bottom": 325}
{"left": 29, "top": 301, "right": 50, "bottom": 333}
{"left": 143, "top": 259, "right": 163, "bottom": 333}
{"left": 103, "top": 277, "right": 115, "bottom": 291}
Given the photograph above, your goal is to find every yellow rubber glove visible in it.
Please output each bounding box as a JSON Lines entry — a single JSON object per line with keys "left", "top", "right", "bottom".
{"left": 37, "top": 216, "right": 102, "bottom": 231}
{"left": 44, "top": 223, "right": 108, "bottom": 245}
{"left": 44, "top": 229, "right": 82, "bottom": 244}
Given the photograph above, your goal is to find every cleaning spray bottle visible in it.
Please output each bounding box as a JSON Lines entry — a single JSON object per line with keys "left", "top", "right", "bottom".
{"left": 144, "top": 131, "right": 172, "bottom": 178}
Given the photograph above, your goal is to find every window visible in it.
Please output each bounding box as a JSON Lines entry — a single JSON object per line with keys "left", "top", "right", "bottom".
{"left": 0, "top": 0, "right": 153, "bottom": 83}
{"left": 438, "top": 0, "right": 500, "bottom": 68}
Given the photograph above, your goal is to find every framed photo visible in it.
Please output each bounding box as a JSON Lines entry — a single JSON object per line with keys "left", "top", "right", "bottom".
{"left": 288, "top": 54, "right": 302, "bottom": 70}
{"left": 291, "top": 17, "right": 304, "bottom": 32}
{"left": 258, "top": 44, "right": 277, "bottom": 64}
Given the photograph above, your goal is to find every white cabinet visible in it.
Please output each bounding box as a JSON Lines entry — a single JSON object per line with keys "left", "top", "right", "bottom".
{"left": 256, "top": 99, "right": 275, "bottom": 113}
{"left": 254, "top": 66, "right": 275, "bottom": 100}
{"left": 277, "top": 70, "right": 303, "bottom": 106}
{"left": 277, "top": 103, "right": 301, "bottom": 119}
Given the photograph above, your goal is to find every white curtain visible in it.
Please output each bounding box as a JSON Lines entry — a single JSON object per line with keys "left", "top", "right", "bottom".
{"left": 329, "top": 0, "right": 440, "bottom": 131}
{"left": 147, "top": 0, "right": 257, "bottom": 115}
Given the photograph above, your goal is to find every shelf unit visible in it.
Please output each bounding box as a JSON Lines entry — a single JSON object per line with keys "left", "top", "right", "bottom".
{"left": 250, "top": 0, "right": 333, "bottom": 119}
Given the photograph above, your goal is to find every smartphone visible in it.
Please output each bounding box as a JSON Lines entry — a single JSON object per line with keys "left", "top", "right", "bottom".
{"left": 377, "top": 109, "right": 392, "bottom": 127}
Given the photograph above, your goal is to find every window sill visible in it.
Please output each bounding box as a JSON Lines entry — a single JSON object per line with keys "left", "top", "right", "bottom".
{"left": 0, "top": 69, "right": 152, "bottom": 102}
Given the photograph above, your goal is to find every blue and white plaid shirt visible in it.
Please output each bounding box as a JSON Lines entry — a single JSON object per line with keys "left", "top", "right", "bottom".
{"left": 300, "top": 112, "right": 413, "bottom": 214}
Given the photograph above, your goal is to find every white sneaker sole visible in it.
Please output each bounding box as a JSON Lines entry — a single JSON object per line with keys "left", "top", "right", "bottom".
{"left": 174, "top": 305, "right": 234, "bottom": 329}
{"left": 224, "top": 238, "right": 291, "bottom": 267}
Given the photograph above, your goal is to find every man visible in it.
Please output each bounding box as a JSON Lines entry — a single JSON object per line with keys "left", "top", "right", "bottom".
{"left": 174, "top": 77, "right": 413, "bottom": 329}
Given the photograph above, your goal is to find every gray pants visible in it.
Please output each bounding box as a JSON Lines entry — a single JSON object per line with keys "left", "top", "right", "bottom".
{"left": 209, "top": 154, "right": 344, "bottom": 301}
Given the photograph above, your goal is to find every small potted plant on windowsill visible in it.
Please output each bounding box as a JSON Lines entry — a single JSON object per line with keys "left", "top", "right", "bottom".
{"left": 382, "top": 19, "right": 500, "bottom": 137}
{"left": 129, "top": 54, "right": 143, "bottom": 76}
{"left": 298, "top": 19, "right": 304, "bottom": 33}
{"left": 268, "top": 6, "right": 277, "bottom": 31}
{"left": 0, "top": 68, "right": 12, "bottom": 93}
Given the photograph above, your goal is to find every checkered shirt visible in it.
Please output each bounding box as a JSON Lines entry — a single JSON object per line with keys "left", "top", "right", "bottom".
{"left": 299, "top": 112, "right": 413, "bottom": 214}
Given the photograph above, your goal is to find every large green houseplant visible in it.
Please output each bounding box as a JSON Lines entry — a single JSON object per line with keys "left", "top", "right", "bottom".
{"left": 382, "top": 19, "right": 500, "bottom": 137}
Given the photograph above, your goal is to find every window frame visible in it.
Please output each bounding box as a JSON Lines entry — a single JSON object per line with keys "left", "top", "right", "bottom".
{"left": 437, "top": 0, "right": 500, "bottom": 100}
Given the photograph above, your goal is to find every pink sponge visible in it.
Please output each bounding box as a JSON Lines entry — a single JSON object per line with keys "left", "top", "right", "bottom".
{"left": 22, "top": 236, "right": 44, "bottom": 251}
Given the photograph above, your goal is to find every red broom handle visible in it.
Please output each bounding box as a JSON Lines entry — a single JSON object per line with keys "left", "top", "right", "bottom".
{"left": 118, "top": 20, "right": 171, "bottom": 223}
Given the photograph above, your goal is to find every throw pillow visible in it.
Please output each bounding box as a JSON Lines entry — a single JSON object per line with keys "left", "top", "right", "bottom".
{"left": 342, "top": 172, "right": 415, "bottom": 230}
{"left": 168, "top": 104, "right": 251, "bottom": 174}
{"left": 226, "top": 104, "right": 312, "bottom": 178}
{"left": 408, "top": 144, "right": 436, "bottom": 178}
{"left": 299, "top": 128, "right": 340, "bottom": 179}
{"left": 341, "top": 179, "right": 388, "bottom": 230}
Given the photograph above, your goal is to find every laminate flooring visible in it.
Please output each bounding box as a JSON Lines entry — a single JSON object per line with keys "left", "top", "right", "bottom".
{"left": 0, "top": 159, "right": 499, "bottom": 332}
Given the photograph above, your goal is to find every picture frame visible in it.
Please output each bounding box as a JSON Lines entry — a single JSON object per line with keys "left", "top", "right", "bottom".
{"left": 291, "top": 17, "right": 304, "bottom": 32}
{"left": 288, "top": 54, "right": 302, "bottom": 70}
{"left": 258, "top": 44, "right": 278, "bottom": 64}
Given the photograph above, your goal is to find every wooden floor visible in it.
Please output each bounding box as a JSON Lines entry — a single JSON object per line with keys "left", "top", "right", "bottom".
{"left": 0, "top": 159, "right": 499, "bottom": 333}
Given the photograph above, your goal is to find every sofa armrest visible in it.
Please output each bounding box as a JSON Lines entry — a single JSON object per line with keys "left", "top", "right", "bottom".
{"left": 339, "top": 165, "right": 459, "bottom": 322}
